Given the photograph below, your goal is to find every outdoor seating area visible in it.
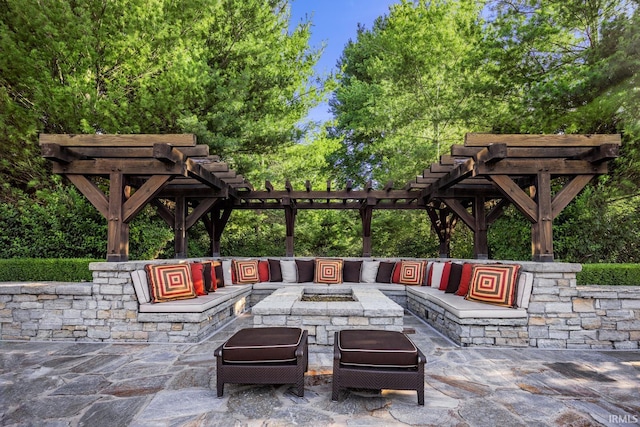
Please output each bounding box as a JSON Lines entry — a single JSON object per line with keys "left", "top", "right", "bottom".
{"left": 3, "top": 256, "right": 639, "bottom": 350}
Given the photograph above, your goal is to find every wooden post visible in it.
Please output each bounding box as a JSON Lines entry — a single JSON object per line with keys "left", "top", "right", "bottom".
{"left": 473, "top": 196, "right": 488, "bottom": 259}
{"left": 532, "top": 172, "right": 554, "bottom": 262}
{"left": 360, "top": 200, "right": 374, "bottom": 257}
{"left": 106, "top": 172, "right": 130, "bottom": 262}
{"left": 283, "top": 197, "right": 296, "bottom": 257}
{"left": 174, "top": 196, "right": 188, "bottom": 258}
{"left": 210, "top": 207, "right": 232, "bottom": 257}
{"left": 426, "top": 203, "right": 455, "bottom": 258}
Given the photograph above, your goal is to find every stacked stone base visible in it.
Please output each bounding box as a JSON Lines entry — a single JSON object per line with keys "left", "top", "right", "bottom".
{"left": 1, "top": 260, "right": 639, "bottom": 348}
{"left": 407, "top": 295, "right": 529, "bottom": 347}
{"left": 0, "top": 280, "right": 249, "bottom": 344}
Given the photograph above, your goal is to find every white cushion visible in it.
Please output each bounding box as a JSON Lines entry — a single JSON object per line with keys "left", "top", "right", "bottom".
{"left": 429, "top": 262, "right": 446, "bottom": 287}
{"left": 222, "top": 260, "right": 233, "bottom": 286}
{"left": 361, "top": 260, "right": 380, "bottom": 283}
{"left": 131, "top": 270, "right": 151, "bottom": 304}
{"left": 516, "top": 272, "right": 534, "bottom": 309}
{"left": 280, "top": 260, "right": 297, "bottom": 283}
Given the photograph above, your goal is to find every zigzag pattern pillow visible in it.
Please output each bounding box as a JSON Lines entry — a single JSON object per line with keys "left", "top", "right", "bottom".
{"left": 146, "top": 264, "right": 197, "bottom": 303}
{"left": 397, "top": 260, "right": 426, "bottom": 286}
{"left": 232, "top": 259, "right": 260, "bottom": 284}
{"left": 466, "top": 264, "right": 520, "bottom": 307}
{"left": 314, "top": 259, "right": 343, "bottom": 284}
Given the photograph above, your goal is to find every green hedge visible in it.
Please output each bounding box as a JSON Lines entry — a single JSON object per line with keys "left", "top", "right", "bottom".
{"left": 0, "top": 258, "right": 99, "bottom": 282}
{"left": 577, "top": 264, "right": 640, "bottom": 286}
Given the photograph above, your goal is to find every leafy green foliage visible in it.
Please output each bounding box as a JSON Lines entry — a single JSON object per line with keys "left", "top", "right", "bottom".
{"left": 330, "top": 0, "right": 487, "bottom": 185}
{"left": 0, "top": 0, "right": 325, "bottom": 196}
{"left": 1, "top": 0, "right": 639, "bottom": 263}
{"left": 0, "top": 185, "right": 173, "bottom": 260}
{"left": 0, "top": 258, "right": 98, "bottom": 281}
{"left": 577, "top": 264, "right": 640, "bottom": 286}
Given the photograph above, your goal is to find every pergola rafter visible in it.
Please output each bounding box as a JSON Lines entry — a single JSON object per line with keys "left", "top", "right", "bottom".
{"left": 40, "top": 133, "right": 620, "bottom": 262}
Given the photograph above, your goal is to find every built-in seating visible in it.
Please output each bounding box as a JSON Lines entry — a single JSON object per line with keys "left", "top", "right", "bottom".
{"left": 129, "top": 258, "right": 534, "bottom": 346}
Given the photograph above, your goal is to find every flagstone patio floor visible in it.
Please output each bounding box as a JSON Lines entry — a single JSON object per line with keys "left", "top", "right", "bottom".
{"left": 1, "top": 311, "right": 639, "bottom": 426}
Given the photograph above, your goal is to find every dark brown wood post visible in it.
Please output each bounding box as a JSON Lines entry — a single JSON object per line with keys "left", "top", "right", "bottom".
{"left": 532, "top": 172, "right": 554, "bottom": 262}
{"left": 210, "top": 207, "right": 232, "bottom": 257}
{"left": 106, "top": 172, "right": 130, "bottom": 262}
{"left": 174, "top": 196, "right": 187, "bottom": 258}
{"left": 283, "top": 197, "right": 296, "bottom": 257}
{"left": 360, "top": 199, "right": 374, "bottom": 257}
{"left": 426, "top": 203, "right": 455, "bottom": 258}
{"left": 473, "top": 196, "right": 488, "bottom": 259}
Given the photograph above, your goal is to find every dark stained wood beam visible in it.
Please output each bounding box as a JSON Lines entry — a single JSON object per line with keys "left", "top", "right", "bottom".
{"left": 441, "top": 199, "right": 475, "bottom": 230}
{"left": 486, "top": 198, "right": 510, "bottom": 226}
{"left": 473, "top": 196, "right": 488, "bottom": 259}
{"left": 578, "top": 143, "right": 620, "bottom": 164}
{"left": 465, "top": 133, "right": 621, "bottom": 147}
{"left": 551, "top": 175, "right": 594, "bottom": 219}
{"left": 53, "top": 159, "right": 184, "bottom": 175}
{"left": 40, "top": 143, "right": 80, "bottom": 163}
{"left": 123, "top": 175, "right": 172, "bottom": 223}
{"left": 186, "top": 198, "right": 217, "bottom": 230}
{"left": 65, "top": 175, "right": 109, "bottom": 218}
{"left": 421, "top": 158, "right": 475, "bottom": 200}
{"left": 53, "top": 145, "right": 210, "bottom": 159}
{"left": 151, "top": 199, "right": 175, "bottom": 226}
{"left": 40, "top": 133, "right": 196, "bottom": 147}
{"left": 476, "top": 159, "right": 608, "bottom": 175}
{"left": 489, "top": 175, "right": 538, "bottom": 223}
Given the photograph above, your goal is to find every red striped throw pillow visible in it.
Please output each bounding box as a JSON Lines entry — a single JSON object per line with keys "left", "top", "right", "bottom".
{"left": 314, "top": 259, "right": 343, "bottom": 284}
{"left": 145, "top": 264, "right": 197, "bottom": 303}
{"left": 232, "top": 259, "right": 260, "bottom": 284}
{"left": 397, "top": 260, "right": 426, "bottom": 286}
{"left": 466, "top": 264, "right": 520, "bottom": 307}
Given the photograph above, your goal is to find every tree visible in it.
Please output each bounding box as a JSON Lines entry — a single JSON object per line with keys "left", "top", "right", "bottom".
{"left": 0, "top": 0, "right": 324, "bottom": 197}
{"left": 329, "top": 0, "right": 487, "bottom": 186}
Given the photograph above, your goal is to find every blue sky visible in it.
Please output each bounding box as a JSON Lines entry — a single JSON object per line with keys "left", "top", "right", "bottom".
{"left": 289, "top": 0, "right": 401, "bottom": 123}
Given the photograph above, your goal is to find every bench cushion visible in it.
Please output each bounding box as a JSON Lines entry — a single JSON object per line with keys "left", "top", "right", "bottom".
{"left": 337, "top": 330, "right": 418, "bottom": 368}
{"left": 222, "top": 327, "right": 303, "bottom": 364}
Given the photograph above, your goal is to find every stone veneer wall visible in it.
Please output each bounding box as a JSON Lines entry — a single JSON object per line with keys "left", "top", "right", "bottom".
{"left": 0, "top": 260, "right": 250, "bottom": 343}
{"left": 0, "top": 259, "right": 638, "bottom": 348}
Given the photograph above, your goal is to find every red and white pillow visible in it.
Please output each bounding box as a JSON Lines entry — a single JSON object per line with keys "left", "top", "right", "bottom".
{"left": 466, "top": 264, "right": 520, "bottom": 307}
{"left": 145, "top": 264, "right": 197, "bottom": 303}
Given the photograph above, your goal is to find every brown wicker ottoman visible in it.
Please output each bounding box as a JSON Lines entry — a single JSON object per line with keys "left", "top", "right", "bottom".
{"left": 332, "top": 329, "right": 425, "bottom": 405}
{"left": 214, "top": 327, "right": 308, "bottom": 397}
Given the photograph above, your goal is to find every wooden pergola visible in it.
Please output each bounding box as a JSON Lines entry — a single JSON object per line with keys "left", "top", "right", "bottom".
{"left": 40, "top": 133, "right": 620, "bottom": 262}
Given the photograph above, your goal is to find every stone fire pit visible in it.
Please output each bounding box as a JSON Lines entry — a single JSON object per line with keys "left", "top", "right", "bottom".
{"left": 252, "top": 286, "right": 404, "bottom": 350}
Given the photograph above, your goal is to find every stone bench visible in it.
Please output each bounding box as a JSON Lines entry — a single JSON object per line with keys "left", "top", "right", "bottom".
{"left": 127, "top": 259, "right": 535, "bottom": 346}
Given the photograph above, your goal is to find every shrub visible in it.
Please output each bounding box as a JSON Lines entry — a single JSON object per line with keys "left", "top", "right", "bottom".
{"left": 577, "top": 264, "right": 640, "bottom": 286}
{"left": 0, "top": 258, "right": 98, "bottom": 282}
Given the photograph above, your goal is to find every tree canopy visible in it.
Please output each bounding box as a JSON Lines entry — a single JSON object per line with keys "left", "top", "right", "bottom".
{"left": 1, "top": 0, "right": 639, "bottom": 263}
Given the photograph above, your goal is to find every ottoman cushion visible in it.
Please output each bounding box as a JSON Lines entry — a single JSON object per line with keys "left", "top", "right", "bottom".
{"left": 337, "top": 329, "right": 419, "bottom": 368}
{"left": 222, "top": 327, "right": 304, "bottom": 364}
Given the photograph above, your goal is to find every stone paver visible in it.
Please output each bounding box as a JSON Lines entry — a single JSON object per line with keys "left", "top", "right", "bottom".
{"left": 1, "top": 312, "right": 639, "bottom": 426}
